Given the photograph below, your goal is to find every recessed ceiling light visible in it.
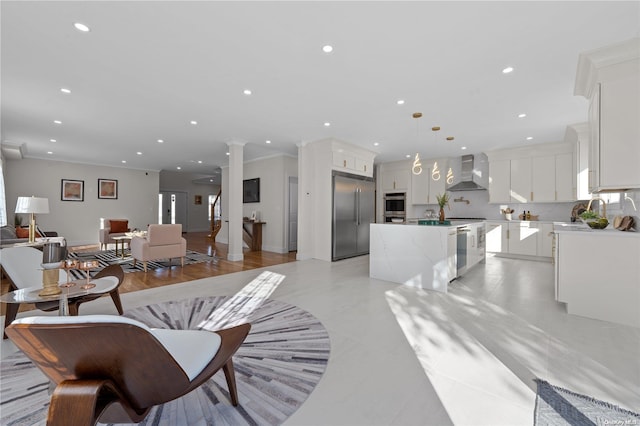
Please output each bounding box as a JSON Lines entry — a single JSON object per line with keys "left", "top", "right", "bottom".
{"left": 373, "top": 142, "right": 380, "bottom": 146}
{"left": 461, "top": 146, "right": 467, "bottom": 150}
{"left": 226, "top": 152, "right": 230, "bottom": 156}
{"left": 324, "top": 122, "right": 331, "bottom": 127}
{"left": 446, "top": 137, "right": 455, "bottom": 141}
{"left": 60, "top": 88, "right": 71, "bottom": 94}
{"left": 50, "top": 139, "right": 56, "bottom": 143}
{"left": 47, "top": 151, "right": 53, "bottom": 155}
{"left": 526, "top": 136, "right": 533, "bottom": 141}
{"left": 73, "top": 22, "right": 90, "bottom": 32}
{"left": 53, "top": 120, "right": 62, "bottom": 124}
{"left": 136, "top": 152, "right": 142, "bottom": 155}
{"left": 518, "top": 113, "right": 527, "bottom": 118}
{"left": 157, "top": 139, "right": 164, "bottom": 143}
{"left": 322, "top": 45, "right": 333, "bottom": 53}
{"left": 396, "top": 100, "right": 405, "bottom": 105}
{"left": 121, "top": 160, "right": 127, "bottom": 164}
{"left": 197, "top": 160, "right": 203, "bottom": 164}
{"left": 177, "top": 166, "right": 181, "bottom": 170}
{"left": 502, "top": 66, "right": 514, "bottom": 74}
{"left": 190, "top": 120, "right": 198, "bottom": 125}
{"left": 243, "top": 89, "right": 252, "bottom": 95}
{"left": 265, "top": 140, "right": 271, "bottom": 144}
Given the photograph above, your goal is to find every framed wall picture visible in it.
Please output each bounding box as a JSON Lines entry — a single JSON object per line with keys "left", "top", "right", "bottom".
{"left": 61, "top": 179, "right": 84, "bottom": 201}
{"left": 194, "top": 195, "right": 202, "bottom": 205}
{"left": 98, "top": 179, "right": 118, "bottom": 199}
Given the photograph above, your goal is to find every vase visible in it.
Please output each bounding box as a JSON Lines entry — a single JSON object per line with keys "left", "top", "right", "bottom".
{"left": 439, "top": 207, "right": 445, "bottom": 222}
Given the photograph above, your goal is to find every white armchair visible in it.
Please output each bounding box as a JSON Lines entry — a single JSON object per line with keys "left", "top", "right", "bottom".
{"left": 130, "top": 224, "right": 187, "bottom": 272}
{"left": 99, "top": 219, "right": 130, "bottom": 250}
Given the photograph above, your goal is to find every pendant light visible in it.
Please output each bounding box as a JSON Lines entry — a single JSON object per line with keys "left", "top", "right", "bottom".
{"left": 412, "top": 113, "right": 423, "bottom": 175}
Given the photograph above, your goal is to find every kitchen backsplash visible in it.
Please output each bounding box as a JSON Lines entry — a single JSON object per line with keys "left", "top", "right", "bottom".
{"left": 409, "top": 189, "right": 640, "bottom": 224}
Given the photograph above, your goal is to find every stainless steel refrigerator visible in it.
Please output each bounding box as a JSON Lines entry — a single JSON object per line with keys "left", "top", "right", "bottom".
{"left": 332, "top": 172, "right": 376, "bottom": 261}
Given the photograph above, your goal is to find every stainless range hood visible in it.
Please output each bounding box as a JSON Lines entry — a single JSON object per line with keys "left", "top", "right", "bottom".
{"left": 447, "top": 154, "right": 487, "bottom": 191}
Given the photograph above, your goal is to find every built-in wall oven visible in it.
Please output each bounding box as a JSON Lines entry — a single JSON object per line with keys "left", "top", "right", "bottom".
{"left": 384, "top": 192, "right": 406, "bottom": 223}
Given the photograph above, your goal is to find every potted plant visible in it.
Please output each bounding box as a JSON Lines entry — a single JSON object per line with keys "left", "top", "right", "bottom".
{"left": 436, "top": 192, "right": 450, "bottom": 222}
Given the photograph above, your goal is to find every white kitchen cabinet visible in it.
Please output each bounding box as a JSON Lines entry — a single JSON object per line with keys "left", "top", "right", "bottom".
{"left": 535, "top": 223, "right": 554, "bottom": 257}
{"left": 510, "top": 158, "right": 532, "bottom": 203}
{"left": 382, "top": 169, "right": 409, "bottom": 192}
{"left": 590, "top": 77, "right": 640, "bottom": 191}
{"left": 411, "top": 158, "right": 447, "bottom": 204}
{"left": 466, "top": 223, "right": 485, "bottom": 268}
{"left": 507, "top": 221, "right": 538, "bottom": 256}
{"left": 575, "top": 38, "right": 640, "bottom": 192}
{"left": 333, "top": 149, "right": 373, "bottom": 176}
{"left": 486, "top": 220, "right": 552, "bottom": 258}
{"left": 488, "top": 160, "right": 511, "bottom": 203}
{"left": 488, "top": 142, "right": 576, "bottom": 203}
{"left": 485, "top": 221, "right": 508, "bottom": 254}
{"left": 556, "top": 230, "right": 640, "bottom": 327}
{"left": 532, "top": 153, "right": 575, "bottom": 202}
{"left": 555, "top": 153, "right": 575, "bottom": 202}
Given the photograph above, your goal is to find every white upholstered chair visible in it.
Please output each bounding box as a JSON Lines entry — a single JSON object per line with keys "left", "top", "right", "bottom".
{"left": 130, "top": 224, "right": 187, "bottom": 272}
{"left": 99, "top": 218, "right": 130, "bottom": 250}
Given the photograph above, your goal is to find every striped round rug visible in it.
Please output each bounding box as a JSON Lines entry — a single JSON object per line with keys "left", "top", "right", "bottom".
{"left": 0, "top": 296, "right": 331, "bottom": 425}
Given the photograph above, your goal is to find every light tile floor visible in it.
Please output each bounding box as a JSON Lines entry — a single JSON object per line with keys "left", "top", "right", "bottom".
{"left": 2, "top": 255, "right": 639, "bottom": 425}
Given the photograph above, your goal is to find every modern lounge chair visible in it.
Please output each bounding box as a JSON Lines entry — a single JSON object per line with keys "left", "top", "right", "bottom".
{"left": 0, "top": 247, "right": 124, "bottom": 338}
{"left": 6, "top": 315, "right": 251, "bottom": 426}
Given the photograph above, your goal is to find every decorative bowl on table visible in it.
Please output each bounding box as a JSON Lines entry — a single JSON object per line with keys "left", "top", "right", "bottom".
{"left": 582, "top": 217, "right": 609, "bottom": 229}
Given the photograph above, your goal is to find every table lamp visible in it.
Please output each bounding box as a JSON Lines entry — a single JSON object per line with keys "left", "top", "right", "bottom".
{"left": 15, "top": 196, "right": 49, "bottom": 243}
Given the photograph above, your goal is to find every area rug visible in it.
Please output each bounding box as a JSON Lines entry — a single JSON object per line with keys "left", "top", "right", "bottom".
{"left": 534, "top": 379, "right": 640, "bottom": 425}
{"left": 0, "top": 296, "right": 331, "bottom": 425}
{"left": 66, "top": 249, "right": 217, "bottom": 278}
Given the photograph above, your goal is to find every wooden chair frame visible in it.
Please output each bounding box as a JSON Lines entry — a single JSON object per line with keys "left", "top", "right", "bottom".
{"left": 6, "top": 319, "right": 251, "bottom": 426}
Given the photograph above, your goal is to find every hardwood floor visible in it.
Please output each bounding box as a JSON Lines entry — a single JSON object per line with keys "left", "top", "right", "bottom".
{"left": 1, "top": 232, "right": 297, "bottom": 315}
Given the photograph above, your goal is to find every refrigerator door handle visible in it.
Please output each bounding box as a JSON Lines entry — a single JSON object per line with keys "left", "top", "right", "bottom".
{"left": 356, "top": 188, "right": 360, "bottom": 225}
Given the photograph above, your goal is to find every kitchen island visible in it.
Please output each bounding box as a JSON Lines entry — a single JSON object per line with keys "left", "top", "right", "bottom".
{"left": 370, "top": 221, "right": 484, "bottom": 293}
{"left": 554, "top": 223, "right": 640, "bottom": 327}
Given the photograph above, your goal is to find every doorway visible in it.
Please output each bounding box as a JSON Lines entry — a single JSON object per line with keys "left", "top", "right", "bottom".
{"left": 159, "top": 191, "right": 188, "bottom": 228}
{"left": 288, "top": 177, "right": 298, "bottom": 252}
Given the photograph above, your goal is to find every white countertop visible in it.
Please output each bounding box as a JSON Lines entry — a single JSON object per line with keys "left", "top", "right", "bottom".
{"left": 553, "top": 222, "right": 639, "bottom": 238}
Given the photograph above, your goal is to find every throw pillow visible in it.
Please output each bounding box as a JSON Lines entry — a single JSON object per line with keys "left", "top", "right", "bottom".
{"left": 110, "top": 220, "right": 128, "bottom": 233}
{"left": 16, "top": 227, "right": 41, "bottom": 238}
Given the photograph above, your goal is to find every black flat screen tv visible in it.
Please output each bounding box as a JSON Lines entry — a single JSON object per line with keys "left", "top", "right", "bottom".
{"left": 243, "top": 178, "right": 260, "bottom": 203}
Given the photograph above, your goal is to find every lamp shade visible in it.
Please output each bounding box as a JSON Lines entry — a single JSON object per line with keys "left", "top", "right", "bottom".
{"left": 15, "top": 196, "right": 49, "bottom": 214}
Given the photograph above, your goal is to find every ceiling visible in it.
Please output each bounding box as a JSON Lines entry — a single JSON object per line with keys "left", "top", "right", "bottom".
{"left": 2, "top": 1, "right": 639, "bottom": 185}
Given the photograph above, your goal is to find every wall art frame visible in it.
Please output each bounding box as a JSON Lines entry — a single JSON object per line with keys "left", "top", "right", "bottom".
{"left": 98, "top": 178, "right": 118, "bottom": 199}
{"left": 61, "top": 179, "right": 84, "bottom": 201}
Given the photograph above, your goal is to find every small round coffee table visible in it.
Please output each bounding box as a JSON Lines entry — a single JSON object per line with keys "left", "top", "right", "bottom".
{"left": 112, "top": 236, "right": 132, "bottom": 258}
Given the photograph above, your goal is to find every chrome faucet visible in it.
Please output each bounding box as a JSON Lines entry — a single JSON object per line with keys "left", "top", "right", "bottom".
{"left": 586, "top": 197, "right": 607, "bottom": 218}
{"left": 454, "top": 196, "right": 470, "bottom": 205}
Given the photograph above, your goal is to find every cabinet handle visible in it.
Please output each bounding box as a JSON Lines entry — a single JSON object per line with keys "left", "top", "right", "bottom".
{"left": 555, "top": 190, "right": 557, "bottom": 201}
{"left": 364, "top": 164, "right": 367, "bottom": 172}
{"left": 531, "top": 192, "right": 534, "bottom": 201}
{"left": 394, "top": 181, "right": 396, "bottom": 189}
{"left": 343, "top": 160, "right": 347, "bottom": 167}
{"left": 507, "top": 230, "right": 510, "bottom": 239}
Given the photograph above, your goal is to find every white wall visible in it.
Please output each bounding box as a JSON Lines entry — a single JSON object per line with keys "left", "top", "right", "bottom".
{"left": 219, "top": 154, "right": 297, "bottom": 253}
{"left": 159, "top": 170, "right": 220, "bottom": 232}
{"left": 5, "top": 158, "right": 159, "bottom": 246}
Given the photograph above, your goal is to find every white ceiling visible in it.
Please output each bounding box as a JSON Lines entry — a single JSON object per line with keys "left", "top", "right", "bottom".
{"left": 2, "top": 1, "right": 639, "bottom": 184}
